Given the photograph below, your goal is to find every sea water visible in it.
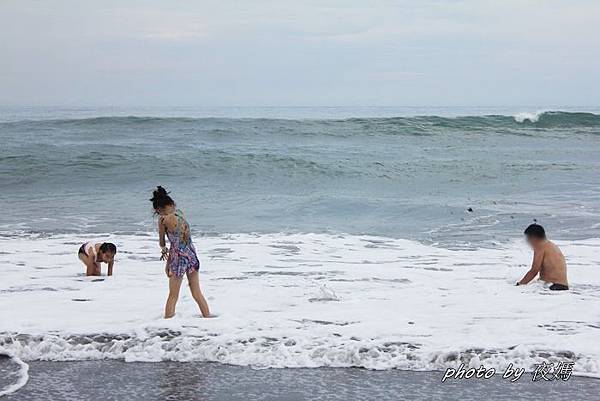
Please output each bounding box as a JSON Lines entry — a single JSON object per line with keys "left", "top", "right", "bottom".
{"left": 1, "top": 107, "right": 599, "bottom": 395}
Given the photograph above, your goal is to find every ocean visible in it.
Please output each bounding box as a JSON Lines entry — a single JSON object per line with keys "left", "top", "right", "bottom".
{"left": 1, "top": 107, "right": 599, "bottom": 398}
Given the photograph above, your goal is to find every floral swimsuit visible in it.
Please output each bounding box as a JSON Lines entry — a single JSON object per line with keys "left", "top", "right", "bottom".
{"left": 165, "top": 210, "right": 200, "bottom": 278}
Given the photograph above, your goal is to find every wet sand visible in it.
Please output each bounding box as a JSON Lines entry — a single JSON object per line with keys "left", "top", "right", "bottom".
{"left": 2, "top": 361, "right": 599, "bottom": 401}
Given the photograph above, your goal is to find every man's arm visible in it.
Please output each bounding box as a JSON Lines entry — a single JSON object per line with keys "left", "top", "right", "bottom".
{"left": 517, "top": 248, "right": 544, "bottom": 285}
{"left": 107, "top": 260, "right": 114, "bottom": 276}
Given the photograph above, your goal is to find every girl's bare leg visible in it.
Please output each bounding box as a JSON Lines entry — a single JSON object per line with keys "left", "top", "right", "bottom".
{"left": 165, "top": 275, "right": 183, "bottom": 318}
{"left": 79, "top": 254, "right": 100, "bottom": 276}
{"left": 187, "top": 271, "right": 210, "bottom": 317}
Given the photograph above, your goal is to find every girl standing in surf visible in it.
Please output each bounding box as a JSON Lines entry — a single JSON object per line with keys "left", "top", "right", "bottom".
{"left": 150, "top": 186, "right": 211, "bottom": 318}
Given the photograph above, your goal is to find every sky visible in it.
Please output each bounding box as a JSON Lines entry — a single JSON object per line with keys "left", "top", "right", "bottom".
{"left": 1, "top": 0, "right": 600, "bottom": 108}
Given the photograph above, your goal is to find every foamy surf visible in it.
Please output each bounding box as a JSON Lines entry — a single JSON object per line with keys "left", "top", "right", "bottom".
{"left": 0, "top": 351, "right": 29, "bottom": 397}
{"left": 0, "top": 233, "right": 599, "bottom": 377}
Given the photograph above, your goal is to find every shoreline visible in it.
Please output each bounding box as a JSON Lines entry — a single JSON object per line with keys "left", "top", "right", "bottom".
{"left": 3, "top": 360, "right": 599, "bottom": 401}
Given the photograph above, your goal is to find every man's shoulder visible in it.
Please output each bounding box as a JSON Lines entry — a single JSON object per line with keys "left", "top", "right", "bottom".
{"left": 544, "top": 240, "right": 565, "bottom": 255}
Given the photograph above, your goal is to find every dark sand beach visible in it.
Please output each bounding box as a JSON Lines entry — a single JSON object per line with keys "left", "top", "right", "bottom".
{"left": 2, "top": 361, "right": 599, "bottom": 401}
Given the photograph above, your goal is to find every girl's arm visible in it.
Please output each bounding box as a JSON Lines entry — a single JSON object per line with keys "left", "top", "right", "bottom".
{"left": 158, "top": 217, "right": 168, "bottom": 259}
{"left": 107, "top": 260, "right": 114, "bottom": 276}
{"left": 158, "top": 217, "right": 166, "bottom": 248}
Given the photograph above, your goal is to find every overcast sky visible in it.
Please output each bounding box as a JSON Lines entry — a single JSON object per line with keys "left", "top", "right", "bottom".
{"left": 1, "top": 1, "right": 599, "bottom": 107}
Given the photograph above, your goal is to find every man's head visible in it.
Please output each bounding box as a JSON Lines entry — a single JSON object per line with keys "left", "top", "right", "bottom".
{"left": 524, "top": 224, "right": 546, "bottom": 247}
{"left": 99, "top": 242, "right": 117, "bottom": 263}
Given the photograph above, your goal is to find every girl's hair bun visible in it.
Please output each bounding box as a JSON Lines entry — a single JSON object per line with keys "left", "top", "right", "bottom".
{"left": 154, "top": 186, "right": 169, "bottom": 198}
{"left": 150, "top": 186, "right": 174, "bottom": 209}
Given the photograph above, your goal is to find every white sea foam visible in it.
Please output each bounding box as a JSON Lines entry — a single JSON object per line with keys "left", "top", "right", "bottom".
{"left": 513, "top": 111, "right": 545, "bottom": 123}
{"left": 0, "top": 233, "right": 599, "bottom": 376}
{"left": 0, "top": 351, "right": 29, "bottom": 397}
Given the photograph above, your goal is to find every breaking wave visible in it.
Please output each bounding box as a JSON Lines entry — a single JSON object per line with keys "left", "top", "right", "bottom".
{"left": 2, "top": 111, "right": 600, "bottom": 131}
{"left": 1, "top": 332, "right": 598, "bottom": 377}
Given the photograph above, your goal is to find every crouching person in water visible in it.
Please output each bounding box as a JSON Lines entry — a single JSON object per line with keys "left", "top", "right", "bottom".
{"left": 151, "top": 186, "right": 211, "bottom": 318}
{"left": 517, "top": 224, "right": 569, "bottom": 290}
{"left": 78, "top": 242, "right": 117, "bottom": 276}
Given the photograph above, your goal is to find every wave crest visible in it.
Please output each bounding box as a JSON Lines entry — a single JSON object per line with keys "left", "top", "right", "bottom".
{"left": 514, "top": 111, "right": 544, "bottom": 123}
{"left": 512, "top": 111, "right": 600, "bottom": 126}
{"left": 2, "top": 111, "right": 600, "bottom": 130}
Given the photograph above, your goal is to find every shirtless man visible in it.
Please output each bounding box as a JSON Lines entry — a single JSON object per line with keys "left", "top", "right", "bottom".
{"left": 77, "top": 242, "right": 117, "bottom": 276}
{"left": 517, "top": 224, "right": 568, "bottom": 290}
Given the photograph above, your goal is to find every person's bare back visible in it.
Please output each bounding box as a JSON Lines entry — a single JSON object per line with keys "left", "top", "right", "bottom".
{"left": 517, "top": 224, "right": 568, "bottom": 290}
{"left": 537, "top": 240, "right": 568, "bottom": 286}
